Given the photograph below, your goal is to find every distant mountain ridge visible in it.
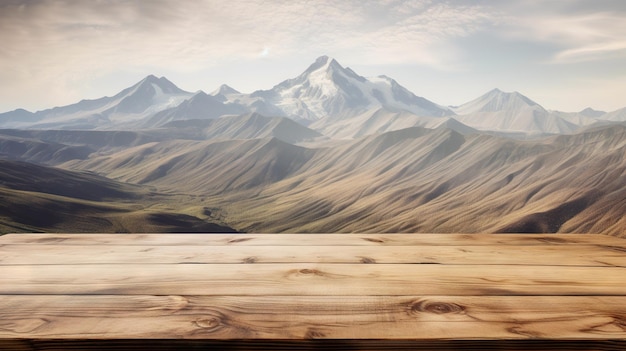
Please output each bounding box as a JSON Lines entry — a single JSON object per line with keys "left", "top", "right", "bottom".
{"left": 452, "top": 88, "right": 540, "bottom": 115}
{"left": 451, "top": 89, "right": 585, "bottom": 134}
{"left": 241, "top": 55, "right": 453, "bottom": 122}
{"left": 0, "top": 75, "right": 193, "bottom": 130}
{"left": 0, "top": 56, "right": 624, "bottom": 136}
{"left": 162, "top": 113, "right": 325, "bottom": 144}
{"left": 5, "top": 57, "right": 626, "bottom": 236}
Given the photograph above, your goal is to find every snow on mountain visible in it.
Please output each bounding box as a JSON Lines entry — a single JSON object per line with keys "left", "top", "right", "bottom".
{"left": 135, "top": 91, "right": 247, "bottom": 128}
{"left": 451, "top": 89, "right": 581, "bottom": 134}
{"left": 232, "top": 56, "right": 453, "bottom": 122}
{"left": 1, "top": 56, "right": 624, "bottom": 137}
{"left": 369, "top": 75, "right": 452, "bottom": 116}
{"left": 452, "top": 88, "right": 541, "bottom": 115}
{"left": 211, "top": 85, "right": 285, "bottom": 121}
{"left": 94, "top": 75, "right": 193, "bottom": 124}
{"left": 211, "top": 84, "right": 241, "bottom": 101}
{"left": 0, "top": 75, "right": 193, "bottom": 130}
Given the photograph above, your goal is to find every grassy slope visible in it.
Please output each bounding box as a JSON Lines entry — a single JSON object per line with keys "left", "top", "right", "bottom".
{"left": 0, "top": 160, "right": 236, "bottom": 234}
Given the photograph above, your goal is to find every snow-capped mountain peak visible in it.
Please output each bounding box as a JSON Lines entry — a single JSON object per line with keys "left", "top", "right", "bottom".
{"left": 303, "top": 55, "right": 338, "bottom": 74}
{"left": 272, "top": 55, "right": 364, "bottom": 94}
{"left": 134, "top": 75, "right": 187, "bottom": 95}
{"left": 451, "top": 89, "right": 582, "bottom": 134}
{"left": 369, "top": 75, "right": 451, "bottom": 116}
{"left": 212, "top": 84, "right": 241, "bottom": 97}
{"left": 246, "top": 56, "right": 452, "bottom": 121}
{"left": 108, "top": 75, "right": 192, "bottom": 117}
{"left": 3, "top": 55, "right": 617, "bottom": 136}
{"left": 113, "top": 75, "right": 189, "bottom": 106}
{"left": 453, "top": 88, "right": 543, "bottom": 115}
{"left": 4, "top": 75, "right": 195, "bottom": 129}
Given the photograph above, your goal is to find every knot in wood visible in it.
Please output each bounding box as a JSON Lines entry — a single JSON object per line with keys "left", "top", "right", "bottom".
{"left": 409, "top": 300, "right": 466, "bottom": 315}
{"left": 359, "top": 256, "right": 376, "bottom": 264}
{"left": 299, "top": 268, "right": 320, "bottom": 275}
{"left": 616, "top": 316, "right": 626, "bottom": 329}
{"left": 243, "top": 256, "right": 257, "bottom": 263}
{"left": 507, "top": 326, "right": 543, "bottom": 338}
{"left": 305, "top": 328, "right": 326, "bottom": 339}
{"left": 362, "top": 237, "right": 385, "bottom": 243}
{"left": 194, "top": 317, "right": 222, "bottom": 332}
{"left": 227, "top": 237, "right": 253, "bottom": 244}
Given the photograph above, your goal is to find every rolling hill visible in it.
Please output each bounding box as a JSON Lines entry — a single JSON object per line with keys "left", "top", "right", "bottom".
{"left": 0, "top": 159, "right": 236, "bottom": 234}
{"left": 56, "top": 122, "right": 626, "bottom": 237}
{"left": 1, "top": 56, "right": 626, "bottom": 236}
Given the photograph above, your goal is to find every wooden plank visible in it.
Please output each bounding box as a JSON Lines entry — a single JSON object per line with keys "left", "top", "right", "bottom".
{"left": 2, "top": 233, "right": 625, "bottom": 347}
{"left": 3, "top": 340, "right": 626, "bottom": 351}
{"left": 1, "top": 233, "right": 625, "bottom": 247}
{"left": 1, "top": 244, "right": 625, "bottom": 267}
{"left": 1, "top": 295, "right": 625, "bottom": 339}
{"left": 1, "top": 264, "right": 624, "bottom": 296}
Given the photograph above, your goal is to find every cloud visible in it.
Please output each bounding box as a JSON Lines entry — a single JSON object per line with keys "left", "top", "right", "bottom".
{"left": 0, "top": 0, "right": 497, "bottom": 71}
{"left": 492, "top": 2, "right": 626, "bottom": 63}
{"left": 1, "top": 0, "right": 624, "bottom": 111}
{"left": 0, "top": 0, "right": 500, "bottom": 110}
{"left": 554, "top": 41, "right": 626, "bottom": 63}
{"left": 352, "top": 2, "right": 496, "bottom": 68}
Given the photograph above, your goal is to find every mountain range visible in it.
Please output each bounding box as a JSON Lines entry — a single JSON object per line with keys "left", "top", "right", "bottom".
{"left": 1, "top": 56, "right": 625, "bottom": 236}
{"left": 1, "top": 55, "right": 623, "bottom": 136}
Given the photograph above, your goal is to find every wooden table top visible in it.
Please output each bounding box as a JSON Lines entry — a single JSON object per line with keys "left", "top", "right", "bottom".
{"left": 1, "top": 233, "right": 625, "bottom": 350}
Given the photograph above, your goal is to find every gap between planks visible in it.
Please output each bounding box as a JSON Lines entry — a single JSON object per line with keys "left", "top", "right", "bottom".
{"left": 1, "top": 233, "right": 625, "bottom": 247}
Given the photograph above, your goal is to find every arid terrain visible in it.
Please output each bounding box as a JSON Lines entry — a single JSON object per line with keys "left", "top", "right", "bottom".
{"left": 1, "top": 57, "right": 625, "bottom": 237}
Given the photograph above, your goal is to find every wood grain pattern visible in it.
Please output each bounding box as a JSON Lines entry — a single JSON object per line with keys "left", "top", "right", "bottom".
{"left": 0, "top": 233, "right": 625, "bottom": 349}
{"left": 2, "top": 233, "right": 625, "bottom": 247}
{"left": 2, "top": 244, "right": 625, "bottom": 266}
{"left": 1, "top": 263, "right": 625, "bottom": 296}
{"left": 1, "top": 295, "right": 625, "bottom": 339}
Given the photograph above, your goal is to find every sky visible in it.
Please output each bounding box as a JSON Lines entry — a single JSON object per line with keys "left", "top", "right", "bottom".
{"left": 1, "top": 0, "right": 626, "bottom": 113}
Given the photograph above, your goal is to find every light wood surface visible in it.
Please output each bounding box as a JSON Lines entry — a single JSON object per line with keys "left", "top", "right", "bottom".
{"left": 0, "top": 233, "right": 625, "bottom": 349}
{"left": 1, "top": 295, "right": 625, "bottom": 339}
{"left": 1, "top": 244, "right": 625, "bottom": 266}
{"left": 2, "top": 263, "right": 625, "bottom": 295}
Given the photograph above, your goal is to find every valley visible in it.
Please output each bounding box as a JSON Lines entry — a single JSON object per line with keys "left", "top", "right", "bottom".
{"left": 1, "top": 57, "right": 625, "bottom": 237}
